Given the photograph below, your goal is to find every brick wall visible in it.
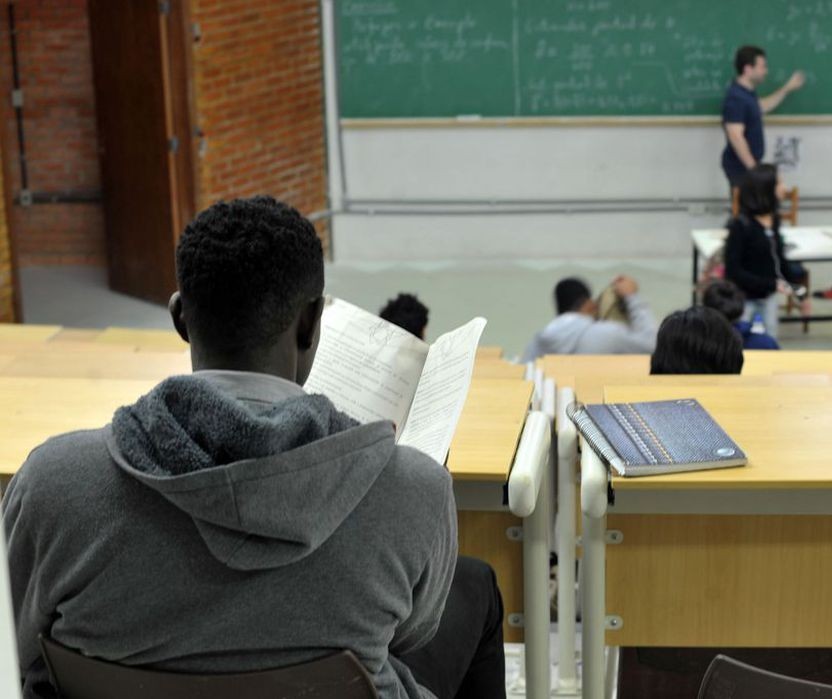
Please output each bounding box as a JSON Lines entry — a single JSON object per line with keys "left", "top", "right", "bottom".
{"left": 0, "top": 139, "right": 16, "bottom": 322}
{"left": 0, "top": 0, "right": 105, "bottom": 266}
{"left": 0, "top": 0, "right": 329, "bottom": 271}
{"left": 190, "top": 0, "right": 329, "bottom": 250}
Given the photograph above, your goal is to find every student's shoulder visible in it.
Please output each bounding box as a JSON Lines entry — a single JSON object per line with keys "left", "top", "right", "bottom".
{"left": 384, "top": 444, "right": 453, "bottom": 509}
{"left": 13, "top": 426, "right": 114, "bottom": 499}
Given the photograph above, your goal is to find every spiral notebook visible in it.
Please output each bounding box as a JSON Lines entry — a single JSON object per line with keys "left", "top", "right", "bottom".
{"left": 566, "top": 398, "right": 747, "bottom": 477}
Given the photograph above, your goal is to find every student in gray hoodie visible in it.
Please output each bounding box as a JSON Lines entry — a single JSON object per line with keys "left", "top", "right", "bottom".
{"left": 3, "top": 197, "right": 505, "bottom": 699}
{"left": 522, "top": 276, "right": 657, "bottom": 360}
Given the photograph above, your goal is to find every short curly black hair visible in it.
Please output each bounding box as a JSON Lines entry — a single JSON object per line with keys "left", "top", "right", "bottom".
{"left": 703, "top": 280, "right": 745, "bottom": 323}
{"left": 379, "top": 293, "right": 429, "bottom": 338}
{"left": 650, "top": 306, "right": 744, "bottom": 375}
{"left": 176, "top": 196, "right": 323, "bottom": 352}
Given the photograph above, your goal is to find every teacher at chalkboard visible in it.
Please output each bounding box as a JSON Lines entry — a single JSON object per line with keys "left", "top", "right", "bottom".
{"left": 721, "top": 45, "right": 805, "bottom": 189}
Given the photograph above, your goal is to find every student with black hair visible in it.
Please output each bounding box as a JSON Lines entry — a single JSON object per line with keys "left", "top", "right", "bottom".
{"left": 3, "top": 197, "right": 505, "bottom": 699}
{"left": 724, "top": 163, "right": 803, "bottom": 339}
{"left": 521, "top": 275, "right": 657, "bottom": 360}
{"left": 703, "top": 279, "right": 779, "bottom": 350}
{"left": 380, "top": 293, "right": 429, "bottom": 339}
{"left": 650, "top": 306, "right": 744, "bottom": 375}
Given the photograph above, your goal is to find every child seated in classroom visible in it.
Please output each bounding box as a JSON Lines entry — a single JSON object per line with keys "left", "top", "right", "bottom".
{"left": 3, "top": 197, "right": 506, "bottom": 699}
{"left": 379, "top": 292, "right": 429, "bottom": 339}
{"left": 703, "top": 279, "right": 779, "bottom": 350}
{"left": 650, "top": 306, "right": 744, "bottom": 375}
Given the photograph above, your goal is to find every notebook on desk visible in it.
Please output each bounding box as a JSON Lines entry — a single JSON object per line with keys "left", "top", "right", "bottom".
{"left": 567, "top": 398, "right": 746, "bottom": 477}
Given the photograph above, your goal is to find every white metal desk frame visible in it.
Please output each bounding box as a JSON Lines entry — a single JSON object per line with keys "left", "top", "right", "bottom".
{"left": 554, "top": 385, "right": 618, "bottom": 699}
{"left": 577, "top": 437, "right": 832, "bottom": 699}
{"left": 454, "top": 391, "right": 555, "bottom": 699}
{"left": 690, "top": 226, "right": 832, "bottom": 323}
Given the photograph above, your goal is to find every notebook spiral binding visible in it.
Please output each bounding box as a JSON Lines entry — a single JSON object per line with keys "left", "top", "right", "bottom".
{"left": 566, "top": 401, "right": 621, "bottom": 471}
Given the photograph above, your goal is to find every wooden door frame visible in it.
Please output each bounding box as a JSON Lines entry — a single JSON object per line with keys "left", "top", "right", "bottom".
{"left": 0, "top": 6, "right": 23, "bottom": 322}
{"left": 166, "top": 0, "right": 199, "bottom": 235}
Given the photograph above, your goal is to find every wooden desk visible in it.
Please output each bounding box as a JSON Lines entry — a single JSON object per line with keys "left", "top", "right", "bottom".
{"left": 472, "top": 359, "right": 526, "bottom": 380}
{"left": 540, "top": 354, "right": 650, "bottom": 384}
{"left": 449, "top": 378, "right": 534, "bottom": 643}
{"left": 95, "top": 327, "right": 188, "bottom": 352}
{"left": 476, "top": 346, "right": 503, "bottom": 359}
{"left": 0, "top": 351, "right": 190, "bottom": 380}
{"left": 598, "top": 384, "right": 832, "bottom": 648}
{"left": 0, "top": 324, "right": 62, "bottom": 343}
{"left": 743, "top": 349, "right": 832, "bottom": 375}
{"left": 0, "top": 377, "right": 157, "bottom": 478}
{"left": 448, "top": 379, "right": 533, "bottom": 481}
{"left": 567, "top": 372, "right": 831, "bottom": 406}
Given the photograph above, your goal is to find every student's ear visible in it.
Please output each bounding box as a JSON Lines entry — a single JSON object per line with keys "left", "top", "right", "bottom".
{"left": 297, "top": 296, "right": 325, "bottom": 351}
{"left": 168, "top": 292, "right": 190, "bottom": 343}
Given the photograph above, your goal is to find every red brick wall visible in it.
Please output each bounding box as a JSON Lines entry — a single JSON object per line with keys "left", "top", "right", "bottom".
{"left": 0, "top": 0, "right": 105, "bottom": 266}
{"left": 0, "top": 0, "right": 329, "bottom": 271}
{"left": 190, "top": 0, "right": 329, "bottom": 250}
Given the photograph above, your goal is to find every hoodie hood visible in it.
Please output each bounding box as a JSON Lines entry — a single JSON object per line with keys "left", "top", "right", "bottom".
{"left": 107, "top": 375, "right": 395, "bottom": 571}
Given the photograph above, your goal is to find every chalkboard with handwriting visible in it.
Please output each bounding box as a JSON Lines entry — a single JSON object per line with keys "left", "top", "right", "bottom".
{"left": 337, "top": 0, "right": 832, "bottom": 117}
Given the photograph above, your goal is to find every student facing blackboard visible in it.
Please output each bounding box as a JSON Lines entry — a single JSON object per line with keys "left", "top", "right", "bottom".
{"left": 721, "top": 45, "right": 804, "bottom": 188}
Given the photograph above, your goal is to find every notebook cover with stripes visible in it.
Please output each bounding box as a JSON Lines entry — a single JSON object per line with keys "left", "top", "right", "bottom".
{"left": 567, "top": 398, "right": 746, "bottom": 477}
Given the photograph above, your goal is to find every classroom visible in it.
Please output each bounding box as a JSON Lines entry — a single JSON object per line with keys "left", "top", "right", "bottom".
{"left": 2, "top": 1, "right": 832, "bottom": 698}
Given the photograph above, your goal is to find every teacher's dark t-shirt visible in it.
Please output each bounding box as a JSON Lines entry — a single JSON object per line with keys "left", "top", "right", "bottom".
{"left": 721, "top": 81, "right": 763, "bottom": 185}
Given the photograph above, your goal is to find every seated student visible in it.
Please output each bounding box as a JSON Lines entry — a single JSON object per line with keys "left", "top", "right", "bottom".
{"left": 380, "top": 293, "right": 429, "bottom": 339}
{"left": 703, "top": 279, "right": 779, "bottom": 350}
{"left": 3, "top": 197, "right": 505, "bottom": 699}
{"left": 650, "top": 306, "right": 744, "bottom": 375}
{"left": 522, "top": 275, "right": 657, "bottom": 360}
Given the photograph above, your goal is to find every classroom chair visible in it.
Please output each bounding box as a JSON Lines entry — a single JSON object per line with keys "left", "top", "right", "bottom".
{"left": 697, "top": 654, "right": 832, "bottom": 699}
{"left": 39, "top": 636, "right": 378, "bottom": 699}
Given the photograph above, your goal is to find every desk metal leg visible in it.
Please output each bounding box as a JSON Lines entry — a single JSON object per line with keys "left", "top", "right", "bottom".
{"left": 556, "top": 387, "right": 579, "bottom": 695}
{"left": 581, "top": 449, "right": 608, "bottom": 699}
{"left": 523, "top": 469, "right": 552, "bottom": 699}
{"left": 509, "top": 410, "right": 554, "bottom": 699}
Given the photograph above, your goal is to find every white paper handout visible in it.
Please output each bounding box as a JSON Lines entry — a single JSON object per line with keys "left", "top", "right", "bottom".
{"left": 304, "top": 298, "right": 487, "bottom": 463}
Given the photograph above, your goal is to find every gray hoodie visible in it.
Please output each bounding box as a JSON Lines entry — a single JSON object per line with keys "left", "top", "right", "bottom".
{"left": 521, "top": 293, "right": 657, "bottom": 360}
{"left": 2, "top": 371, "right": 456, "bottom": 699}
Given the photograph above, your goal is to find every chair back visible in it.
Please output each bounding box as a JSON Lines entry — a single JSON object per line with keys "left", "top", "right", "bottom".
{"left": 40, "top": 636, "right": 378, "bottom": 699}
{"left": 698, "top": 654, "right": 832, "bottom": 699}
{"left": 732, "top": 185, "right": 799, "bottom": 224}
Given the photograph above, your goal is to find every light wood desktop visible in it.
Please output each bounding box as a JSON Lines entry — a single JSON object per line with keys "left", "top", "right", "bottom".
{"left": 0, "top": 324, "right": 61, "bottom": 343}
{"left": 94, "top": 327, "right": 189, "bottom": 352}
{"left": 0, "top": 376, "right": 157, "bottom": 478}
{"left": 562, "top": 372, "right": 831, "bottom": 406}
{"left": 539, "top": 354, "right": 650, "bottom": 384}
{"left": 472, "top": 358, "right": 526, "bottom": 380}
{"left": 476, "top": 346, "right": 504, "bottom": 359}
{"left": 743, "top": 349, "right": 832, "bottom": 375}
{"left": 0, "top": 351, "right": 190, "bottom": 380}
{"left": 600, "top": 383, "right": 832, "bottom": 648}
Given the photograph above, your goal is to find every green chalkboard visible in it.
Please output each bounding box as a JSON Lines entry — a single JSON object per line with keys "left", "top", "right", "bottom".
{"left": 337, "top": 0, "right": 832, "bottom": 117}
